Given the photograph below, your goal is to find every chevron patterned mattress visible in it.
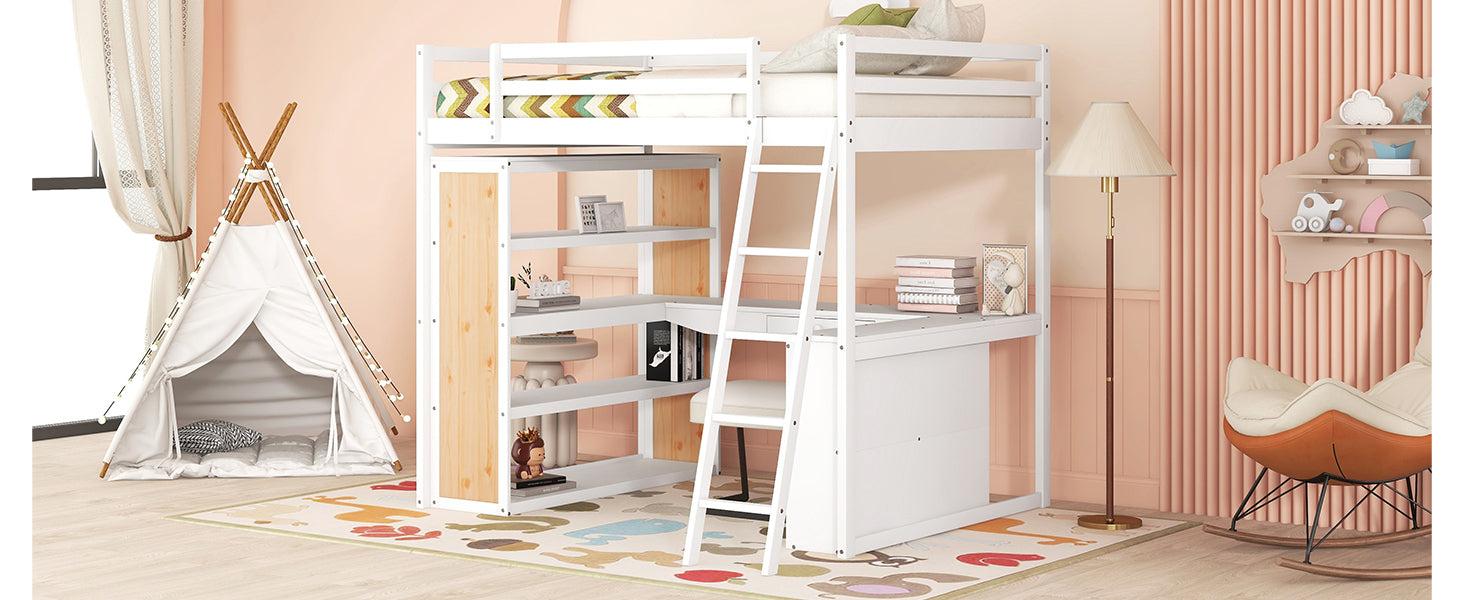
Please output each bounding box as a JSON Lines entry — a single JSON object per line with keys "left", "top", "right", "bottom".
{"left": 435, "top": 70, "right": 640, "bottom": 118}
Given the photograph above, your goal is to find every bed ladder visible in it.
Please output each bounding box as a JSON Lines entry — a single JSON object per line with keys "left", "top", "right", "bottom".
{"left": 682, "top": 126, "right": 838, "bottom": 576}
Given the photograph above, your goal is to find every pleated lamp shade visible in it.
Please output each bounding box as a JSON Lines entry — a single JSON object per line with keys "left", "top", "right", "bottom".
{"left": 1047, "top": 102, "right": 1176, "bottom": 178}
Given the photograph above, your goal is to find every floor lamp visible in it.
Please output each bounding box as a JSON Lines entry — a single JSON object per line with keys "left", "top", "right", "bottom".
{"left": 1047, "top": 102, "right": 1175, "bottom": 530}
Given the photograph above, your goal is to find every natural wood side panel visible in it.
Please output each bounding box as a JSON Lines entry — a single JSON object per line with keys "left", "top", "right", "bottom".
{"left": 650, "top": 169, "right": 711, "bottom": 462}
{"left": 438, "top": 172, "right": 500, "bottom": 503}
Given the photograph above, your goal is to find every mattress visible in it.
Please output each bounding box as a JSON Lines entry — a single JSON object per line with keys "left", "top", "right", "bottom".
{"left": 106, "top": 430, "right": 396, "bottom": 480}
{"left": 435, "top": 68, "right": 1031, "bottom": 119}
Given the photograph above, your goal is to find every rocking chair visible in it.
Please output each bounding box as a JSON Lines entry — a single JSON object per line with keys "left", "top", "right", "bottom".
{"left": 1203, "top": 304, "right": 1431, "bottom": 580}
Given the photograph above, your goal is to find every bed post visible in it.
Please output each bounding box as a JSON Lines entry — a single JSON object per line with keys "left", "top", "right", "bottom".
{"left": 1033, "top": 45, "right": 1052, "bottom": 508}
{"left": 834, "top": 32, "right": 856, "bottom": 555}
{"left": 414, "top": 44, "right": 434, "bottom": 508}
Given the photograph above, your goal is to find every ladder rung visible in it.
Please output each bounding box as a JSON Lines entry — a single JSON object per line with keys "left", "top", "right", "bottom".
{"left": 701, "top": 498, "right": 774, "bottom": 515}
{"left": 724, "top": 330, "right": 799, "bottom": 344}
{"left": 711, "top": 413, "right": 787, "bottom": 429}
{"left": 738, "top": 247, "right": 813, "bottom": 258}
{"left": 751, "top": 164, "right": 825, "bottom": 174}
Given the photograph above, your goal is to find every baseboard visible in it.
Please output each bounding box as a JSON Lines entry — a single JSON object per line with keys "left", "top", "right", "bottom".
{"left": 991, "top": 465, "right": 1160, "bottom": 510}
{"left": 33, "top": 416, "right": 122, "bottom": 442}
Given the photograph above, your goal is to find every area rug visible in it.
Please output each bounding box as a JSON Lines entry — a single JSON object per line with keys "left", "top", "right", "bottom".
{"left": 172, "top": 476, "right": 1193, "bottom": 599}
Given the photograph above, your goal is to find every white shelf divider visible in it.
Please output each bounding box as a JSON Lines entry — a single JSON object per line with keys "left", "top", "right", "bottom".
{"left": 510, "top": 375, "right": 710, "bottom": 419}
{"left": 511, "top": 225, "right": 716, "bottom": 251}
{"left": 504, "top": 455, "right": 697, "bottom": 513}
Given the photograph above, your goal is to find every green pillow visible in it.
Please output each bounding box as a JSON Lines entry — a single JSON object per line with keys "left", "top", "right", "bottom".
{"left": 840, "top": 3, "right": 919, "bottom": 27}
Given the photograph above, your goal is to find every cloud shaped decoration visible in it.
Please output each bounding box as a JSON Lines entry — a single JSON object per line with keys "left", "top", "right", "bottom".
{"left": 1338, "top": 89, "right": 1394, "bottom": 126}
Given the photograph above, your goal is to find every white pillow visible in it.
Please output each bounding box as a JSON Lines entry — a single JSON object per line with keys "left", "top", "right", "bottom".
{"left": 256, "top": 434, "right": 316, "bottom": 469}
{"left": 899, "top": 1, "right": 986, "bottom": 76}
{"left": 764, "top": 25, "right": 923, "bottom": 74}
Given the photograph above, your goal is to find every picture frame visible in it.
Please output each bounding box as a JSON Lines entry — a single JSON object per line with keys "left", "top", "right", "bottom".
{"left": 576, "top": 195, "right": 607, "bottom": 233}
{"left": 980, "top": 243, "right": 1029, "bottom": 316}
{"left": 593, "top": 201, "right": 627, "bottom": 233}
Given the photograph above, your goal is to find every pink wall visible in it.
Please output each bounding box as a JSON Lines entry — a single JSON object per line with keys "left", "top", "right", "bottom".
{"left": 565, "top": 267, "right": 1165, "bottom": 508}
{"left": 1160, "top": 0, "right": 1430, "bottom": 531}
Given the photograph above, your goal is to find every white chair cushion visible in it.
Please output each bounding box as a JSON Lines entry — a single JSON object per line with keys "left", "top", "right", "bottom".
{"left": 690, "top": 380, "right": 786, "bottom": 428}
{"left": 1224, "top": 357, "right": 1429, "bottom": 438}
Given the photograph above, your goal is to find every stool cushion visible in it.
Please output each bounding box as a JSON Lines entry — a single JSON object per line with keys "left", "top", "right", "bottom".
{"left": 690, "top": 380, "right": 787, "bottom": 428}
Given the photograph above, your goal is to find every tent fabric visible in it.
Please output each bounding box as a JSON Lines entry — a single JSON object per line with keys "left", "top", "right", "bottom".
{"left": 103, "top": 222, "right": 398, "bottom": 479}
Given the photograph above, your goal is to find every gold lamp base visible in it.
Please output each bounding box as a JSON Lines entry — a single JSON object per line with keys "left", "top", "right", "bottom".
{"left": 1077, "top": 514, "right": 1143, "bottom": 531}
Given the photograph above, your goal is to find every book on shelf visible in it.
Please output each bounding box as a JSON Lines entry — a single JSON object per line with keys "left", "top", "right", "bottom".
{"left": 895, "top": 255, "right": 979, "bottom": 269}
{"left": 898, "top": 302, "right": 979, "bottom": 314}
{"left": 510, "top": 481, "right": 577, "bottom": 497}
{"left": 513, "top": 332, "right": 578, "bottom": 345}
{"left": 896, "top": 285, "right": 978, "bottom": 295}
{"left": 518, "top": 295, "right": 581, "bottom": 308}
{"left": 1366, "top": 158, "right": 1421, "bottom": 176}
{"left": 898, "top": 292, "right": 980, "bottom": 305}
{"left": 894, "top": 266, "right": 975, "bottom": 278}
{"left": 515, "top": 304, "right": 578, "bottom": 313}
{"left": 897, "top": 276, "right": 978, "bottom": 289}
{"left": 645, "top": 321, "right": 705, "bottom": 383}
{"left": 512, "top": 472, "right": 568, "bottom": 489}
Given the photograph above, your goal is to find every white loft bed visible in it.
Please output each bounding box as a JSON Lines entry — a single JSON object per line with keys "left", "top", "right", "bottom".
{"left": 414, "top": 34, "right": 1051, "bottom": 557}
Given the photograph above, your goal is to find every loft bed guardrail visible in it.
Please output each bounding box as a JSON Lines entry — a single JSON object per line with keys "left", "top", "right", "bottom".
{"left": 415, "top": 36, "right": 1049, "bottom": 150}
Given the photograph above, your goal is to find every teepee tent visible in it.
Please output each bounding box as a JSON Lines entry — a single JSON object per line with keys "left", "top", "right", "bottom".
{"left": 100, "top": 103, "right": 405, "bottom": 480}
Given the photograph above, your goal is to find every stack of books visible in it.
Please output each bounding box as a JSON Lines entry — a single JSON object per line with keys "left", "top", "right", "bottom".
{"left": 513, "top": 331, "right": 577, "bottom": 345}
{"left": 895, "top": 255, "right": 980, "bottom": 314}
{"left": 510, "top": 472, "right": 576, "bottom": 498}
{"left": 644, "top": 320, "right": 705, "bottom": 382}
{"left": 517, "top": 295, "right": 580, "bottom": 313}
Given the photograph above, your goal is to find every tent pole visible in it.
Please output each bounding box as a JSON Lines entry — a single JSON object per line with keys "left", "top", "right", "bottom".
{"left": 219, "top": 102, "right": 296, "bottom": 223}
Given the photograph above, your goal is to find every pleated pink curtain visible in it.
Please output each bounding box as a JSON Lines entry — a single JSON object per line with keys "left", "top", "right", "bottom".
{"left": 1160, "top": 0, "right": 1430, "bottom": 531}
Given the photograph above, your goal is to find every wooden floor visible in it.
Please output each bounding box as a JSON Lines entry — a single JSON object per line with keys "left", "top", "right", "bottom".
{"left": 34, "top": 433, "right": 1430, "bottom": 599}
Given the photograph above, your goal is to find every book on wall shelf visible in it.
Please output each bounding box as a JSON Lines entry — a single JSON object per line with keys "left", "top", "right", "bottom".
{"left": 895, "top": 255, "right": 981, "bottom": 314}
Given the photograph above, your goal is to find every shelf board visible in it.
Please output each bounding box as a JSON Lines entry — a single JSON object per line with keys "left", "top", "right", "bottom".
{"left": 1324, "top": 124, "right": 1431, "bottom": 132}
{"left": 1287, "top": 174, "right": 1429, "bottom": 182}
{"left": 1273, "top": 231, "right": 1431, "bottom": 242}
{"left": 509, "top": 294, "right": 719, "bottom": 336}
{"left": 511, "top": 225, "right": 716, "bottom": 251}
{"left": 509, "top": 375, "right": 709, "bottom": 419}
{"left": 505, "top": 455, "right": 696, "bottom": 513}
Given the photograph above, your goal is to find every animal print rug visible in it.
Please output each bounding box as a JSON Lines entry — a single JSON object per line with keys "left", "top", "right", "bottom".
{"left": 172, "top": 476, "right": 1191, "bottom": 599}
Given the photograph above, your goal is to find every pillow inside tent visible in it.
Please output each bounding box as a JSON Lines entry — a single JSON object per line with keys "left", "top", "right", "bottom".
{"left": 177, "top": 419, "right": 264, "bottom": 455}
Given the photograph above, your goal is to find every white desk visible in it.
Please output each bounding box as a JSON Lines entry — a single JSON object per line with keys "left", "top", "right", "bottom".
{"left": 664, "top": 299, "right": 1042, "bottom": 556}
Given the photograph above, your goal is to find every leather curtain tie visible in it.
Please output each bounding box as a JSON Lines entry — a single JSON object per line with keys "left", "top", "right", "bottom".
{"left": 154, "top": 227, "right": 193, "bottom": 242}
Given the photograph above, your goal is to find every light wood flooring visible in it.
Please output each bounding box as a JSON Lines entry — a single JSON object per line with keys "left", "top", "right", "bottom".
{"left": 34, "top": 433, "right": 1430, "bottom": 599}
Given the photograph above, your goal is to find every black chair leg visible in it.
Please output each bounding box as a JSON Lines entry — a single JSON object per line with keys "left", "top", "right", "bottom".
{"left": 707, "top": 428, "right": 766, "bottom": 521}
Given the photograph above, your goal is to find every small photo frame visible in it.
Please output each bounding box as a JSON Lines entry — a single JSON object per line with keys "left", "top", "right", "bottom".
{"left": 593, "top": 201, "right": 627, "bottom": 233}
{"left": 980, "top": 244, "right": 1028, "bottom": 317}
{"left": 577, "top": 195, "right": 607, "bottom": 233}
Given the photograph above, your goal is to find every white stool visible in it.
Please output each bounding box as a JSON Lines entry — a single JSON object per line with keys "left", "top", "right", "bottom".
{"left": 690, "top": 380, "right": 786, "bottom": 521}
{"left": 511, "top": 338, "right": 599, "bottom": 469}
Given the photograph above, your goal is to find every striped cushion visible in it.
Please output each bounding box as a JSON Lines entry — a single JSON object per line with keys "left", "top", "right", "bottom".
{"left": 436, "top": 71, "right": 641, "bottom": 118}
{"left": 178, "top": 419, "right": 263, "bottom": 455}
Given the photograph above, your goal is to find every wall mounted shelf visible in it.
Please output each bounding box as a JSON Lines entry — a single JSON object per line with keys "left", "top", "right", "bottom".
{"left": 1272, "top": 231, "right": 1431, "bottom": 243}
{"left": 1324, "top": 123, "right": 1431, "bottom": 135}
{"left": 1288, "top": 174, "right": 1430, "bottom": 183}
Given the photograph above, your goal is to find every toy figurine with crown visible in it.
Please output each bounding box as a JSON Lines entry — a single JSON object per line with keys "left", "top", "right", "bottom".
{"left": 511, "top": 427, "right": 546, "bottom": 481}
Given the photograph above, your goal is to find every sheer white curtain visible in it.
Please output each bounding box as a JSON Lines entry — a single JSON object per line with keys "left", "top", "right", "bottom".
{"left": 72, "top": 0, "right": 203, "bottom": 337}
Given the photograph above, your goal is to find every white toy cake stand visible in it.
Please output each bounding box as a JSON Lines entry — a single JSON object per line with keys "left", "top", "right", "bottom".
{"left": 510, "top": 337, "right": 598, "bottom": 469}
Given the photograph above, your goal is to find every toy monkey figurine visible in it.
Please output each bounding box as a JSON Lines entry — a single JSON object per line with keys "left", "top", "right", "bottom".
{"left": 511, "top": 427, "right": 546, "bottom": 481}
